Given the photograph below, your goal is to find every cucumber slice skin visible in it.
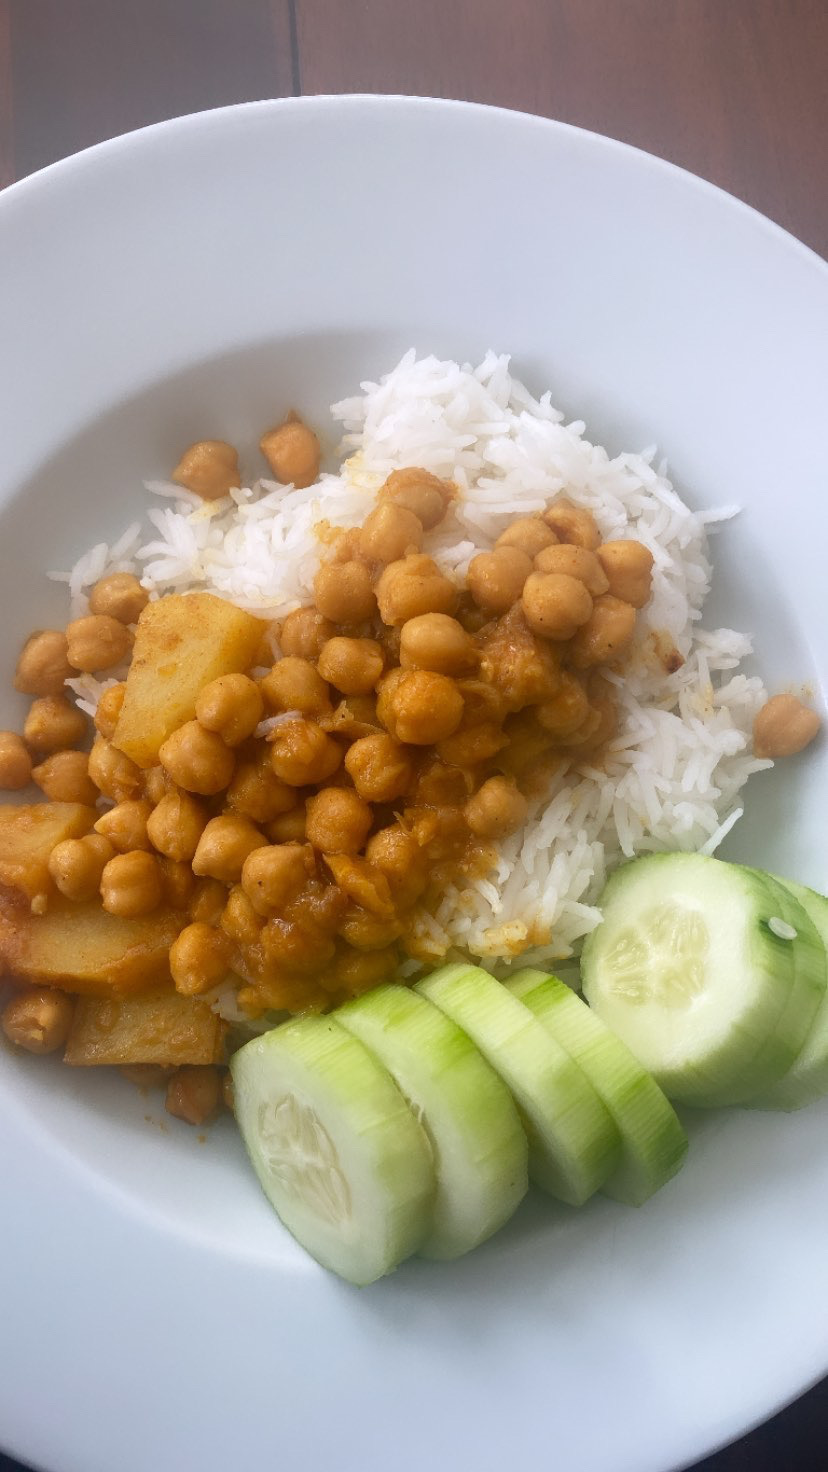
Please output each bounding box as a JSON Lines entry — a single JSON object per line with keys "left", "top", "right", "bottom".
{"left": 417, "top": 963, "right": 620, "bottom": 1207}
{"left": 231, "top": 1016, "right": 435, "bottom": 1286}
{"left": 581, "top": 853, "right": 802, "bottom": 1107}
{"left": 754, "top": 878, "right": 828, "bottom": 1111}
{"left": 336, "top": 985, "right": 528, "bottom": 1259}
{"left": 506, "top": 969, "right": 688, "bottom": 1206}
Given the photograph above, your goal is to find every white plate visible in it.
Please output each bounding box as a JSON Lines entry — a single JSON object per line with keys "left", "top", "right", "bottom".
{"left": 1, "top": 96, "right": 827, "bottom": 1472}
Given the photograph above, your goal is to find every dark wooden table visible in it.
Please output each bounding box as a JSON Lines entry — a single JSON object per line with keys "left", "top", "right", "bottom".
{"left": 1, "top": 3, "right": 826, "bottom": 1469}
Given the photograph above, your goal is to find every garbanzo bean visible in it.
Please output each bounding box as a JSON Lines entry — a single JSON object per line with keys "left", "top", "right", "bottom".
{"left": 172, "top": 440, "right": 240, "bottom": 501}
{"left": 165, "top": 1065, "right": 221, "bottom": 1125}
{"left": 195, "top": 673, "right": 264, "bottom": 746}
{"left": 358, "top": 502, "right": 423, "bottom": 563}
{"left": 387, "top": 670, "right": 464, "bottom": 745}
{"left": 344, "top": 732, "right": 413, "bottom": 802}
{"left": 226, "top": 748, "right": 298, "bottom": 824}
{"left": 269, "top": 719, "right": 342, "bottom": 786}
{"left": 241, "top": 842, "right": 315, "bottom": 917}
{"left": 158, "top": 721, "right": 235, "bottom": 795}
{"left": 220, "top": 885, "right": 264, "bottom": 946}
{"left": 100, "top": 850, "right": 162, "bottom": 917}
{"left": 1, "top": 987, "right": 74, "bottom": 1054}
{"left": 467, "top": 547, "right": 533, "bottom": 614}
{"left": 496, "top": 516, "right": 557, "bottom": 560}
{"left": 521, "top": 571, "right": 593, "bottom": 640}
{"left": 569, "top": 593, "right": 637, "bottom": 668}
{"left": 89, "top": 572, "right": 149, "bottom": 625}
{"left": 305, "top": 787, "right": 373, "bottom": 855}
{"left": 14, "top": 630, "right": 73, "bottom": 697}
{"left": 31, "top": 749, "right": 98, "bottom": 805}
{"left": 382, "top": 467, "right": 451, "bottom": 530}
{"left": 94, "top": 798, "right": 153, "bottom": 853}
{"left": 142, "top": 765, "right": 169, "bottom": 806}
{"left": 192, "top": 815, "right": 267, "bottom": 883}
{"left": 753, "top": 694, "right": 822, "bottom": 759}
{"left": 534, "top": 543, "right": 610, "bottom": 596}
{"left": 0, "top": 732, "right": 32, "bottom": 790}
{"left": 399, "top": 613, "right": 476, "bottom": 675}
{"left": 261, "top": 917, "right": 336, "bottom": 974}
{"left": 338, "top": 907, "right": 403, "bottom": 950}
{"left": 364, "top": 824, "right": 429, "bottom": 908}
{"left": 146, "top": 789, "right": 208, "bottom": 861}
{"left": 87, "top": 736, "right": 141, "bottom": 802}
{"left": 375, "top": 554, "right": 458, "bottom": 626}
{"left": 279, "top": 606, "right": 335, "bottom": 659}
{"left": 23, "top": 694, "right": 87, "bottom": 755}
{"left": 158, "top": 857, "right": 196, "bottom": 910}
{"left": 266, "top": 806, "right": 307, "bottom": 843}
{"left": 464, "top": 776, "right": 528, "bottom": 839}
{"left": 189, "top": 877, "right": 227, "bottom": 926}
{"left": 169, "top": 923, "right": 231, "bottom": 996}
{"left": 65, "top": 614, "right": 132, "bottom": 673}
{"left": 334, "top": 944, "right": 399, "bottom": 994}
{"left": 259, "top": 417, "right": 321, "bottom": 489}
{"left": 94, "top": 682, "right": 126, "bottom": 740}
{"left": 317, "top": 637, "right": 384, "bottom": 695}
{"left": 260, "top": 657, "right": 331, "bottom": 717}
{"left": 314, "top": 560, "right": 377, "bottom": 624}
{"left": 536, "top": 672, "right": 591, "bottom": 737}
{"left": 543, "top": 498, "right": 601, "bottom": 550}
{"left": 48, "top": 834, "right": 114, "bottom": 902}
{"left": 596, "top": 540, "right": 654, "bottom": 608}
{"left": 436, "top": 722, "right": 508, "bottom": 767}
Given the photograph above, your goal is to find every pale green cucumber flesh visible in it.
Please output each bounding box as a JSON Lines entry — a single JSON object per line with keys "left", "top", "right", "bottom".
{"left": 231, "top": 1016, "right": 434, "bottom": 1285}
{"left": 754, "top": 877, "right": 828, "bottom": 1110}
{"left": 336, "top": 984, "right": 528, "bottom": 1259}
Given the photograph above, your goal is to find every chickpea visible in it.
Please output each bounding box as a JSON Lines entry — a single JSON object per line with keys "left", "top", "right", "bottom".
{"left": 226, "top": 749, "right": 297, "bottom": 824}
{"left": 279, "top": 606, "right": 335, "bottom": 659}
{"left": 260, "top": 657, "right": 331, "bottom": 717}
{"left": 313, "top": 560, "right": 377, "bottom": 624}
{"left": 321, "top": 854, "right": 395, "bottom": 919}
{"left": 266, "top": 806, "right": 307, "bottom": 843}
{"left": 344, "top": 733, "right": 414, "bottom": 802}
{"left": 382, "top": 467, "right": 451, "bottom": 530}
{"left": 169, "top": 922, "right": 231, "bottom": 996}
{"left": 338, "top": 907, "right": 403, "bottom": 950}
{"left": 48, "top": 834, "right": 114, "bottom": 902}
{"left": 31, "top": 749, "right": 98, "bottom": 805}
{"left": 261, "top": 916, "right": 337, "bottom": 974}
{"left": 66, "top": 614, "right": 132, "bottom": 673}
{"left": 569, "top": 594, "right": 637, "bottom": 668}
{"left": 436, "top": 722, "right": 509, "bottom": 767}
{"left": 158, "top": 857, "right": 196, "bottom": 910}
{"left": 359, "top": 502, "right": 423, "bottom": 563}
{"left": 467, "top": 547, "right": 533, "bottom": 614}
{"left": 142, "top": 765, "right": 168, "bottom": 806}
{"left": 753, "top": 694, "right": 822, "bottom": 759}
{"left": 195, "top": 673, "right": 264, "bottom": 746}
{"left": 94, "top": 798, "right": 153, "bottom": 852}
{"left": 375, "top": 554, "right": 458, "bottom": 627}
{"left": 165, "top": 1065, "right": 221, "bottom": 1125}
{"left": 374, "top": 668, "right": 406, "bottom": 737}
{"left": 220, "top": 885, "right": 264, "bottom": 946}
{"left": 317, "top": 637, "right": 384, "bottom": 695}
{"left": 23, "top": 694, "right": 87, "bottom": 755}
{"left": 172, "top": 440, "right": 240, "bottom": 501}
{"left": 1, "top": 986, "right": 74, "bottom": 1054}
{"left": 146, "top": 789, "right": 208, "bottom": 861}
{"left": 269, "top": 719, "right": 342, "bottom": 786}
{"left": 387, "top": 670, "right": 464, "bottom": 745}
{"left": 399, "top": 613, "right": 475, "bottom": 675}
{"left": 0, "top": 732, "right": 32, "bottom": 790}
{"left": 305, "top": 788, "right": 373, "bottom": 855}
{"left": 189, "top": 877, "right": 228, "bottom": 926}
{"left": 543, "top": 498, "right": 601, "bottom": 550}
{"left": 192, "top": 815, "right": 267, "bottom": 883}
{"left": 566, "top": 686, "right": 617, "bottom": 751}
{"left": 89, "top": 572, "right": 149, "bottom": 625}
{"left": 534, "top": 544, "right": 610, "bottom": 597}
{"left": 464, "top": 776, "right": 528, "bottom": 839}
{"left": 496, "top": 516, "right": 557, "bottom": 560}
{"left": 87, "top": 736, "right": 141, "bottom": 802}
{"left": 158, "top": 721, "right": 235, "bottom": 795}
{"left": 100, "top": 850, "right": 162, "bottom": 917}
{"left": 14, "top": 630, "right": 73, "bottom": 697}
{"left": 522, "top": 572, "right": 593, "bottom": 640}
{"left": 536, "top": 672, "right": 591, "bottom": 737}
{"left": 241, "top": 841, "right": 315, "bottom": 917}
{"left": 334, "top": 944, "right": 399, "bottom": 995}
{"left": 94, "top": 682, "right": 126, "bottom": 740}
{"left": 321, "top": 695, "right": 380, "bottom": 741}
{"left": 596, "top": 540, "right": 654, "bottom": 609}
{"left": 259, "top": 417, "right": 321, "bottom": 489}
{"left": 364, "top": 824, "right": 429, "bottom": 908}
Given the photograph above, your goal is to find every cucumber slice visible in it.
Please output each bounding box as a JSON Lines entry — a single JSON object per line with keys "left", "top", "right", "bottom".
{"left": 231, "top": 1016, "right": 435, "bottom": 1285}
{"left": 755, "top": 878, "right": 828, "bottom": 1110}
{"left": 416, "top": 963, "right": 620, "bottom": 1206}
{"left": 336, "top": 985, "right": 528, "bottom": 1259}
{"left": 581, "top": 853, "right": 824, "bottom": 1107}
{"left": 506, "top": 969, "right": 688, "bottom": 1205}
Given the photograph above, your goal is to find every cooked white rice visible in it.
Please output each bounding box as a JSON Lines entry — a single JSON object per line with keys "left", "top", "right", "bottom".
{"left": 52, "top": 350, "right": 772, "bottom": 968}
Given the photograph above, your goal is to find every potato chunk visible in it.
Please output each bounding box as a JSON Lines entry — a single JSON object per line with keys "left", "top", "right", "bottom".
{"left": 0, "top": 890, "right": 182, "bottom": 996}
{"left": 113, "top": 593, "right": 265, "bottom": 768}
{"left": 64, "top": 990, "right": 226, "bottom": 1066}
{"left": 0, "top": 802, "right": 97, "bottom": 900}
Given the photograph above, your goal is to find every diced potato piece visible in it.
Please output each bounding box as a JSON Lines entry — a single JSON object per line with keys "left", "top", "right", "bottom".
{"left": 113, "top": 593, "right": 266, "bottom": 768}
{"left": 0, "top": 802, "right": 97, "bottom": 901}
{"left": 0, "top": 890, "right": 182, "bottom": 997}
{"left": 64, "top": 990, "right": 226, "bottom": 1066}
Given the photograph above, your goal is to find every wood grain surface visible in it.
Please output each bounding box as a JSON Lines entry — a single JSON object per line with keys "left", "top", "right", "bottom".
{"left": 0, "top": 3, "right": 826, "bottom": 1471}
